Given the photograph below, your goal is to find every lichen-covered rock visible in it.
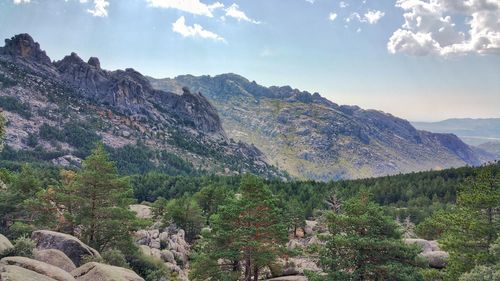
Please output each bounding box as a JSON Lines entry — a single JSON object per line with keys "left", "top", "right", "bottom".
{"left": 0, "top": 234, "right": 13, "bottom": 255}
{"left": 138, "top": 245, "right": 151, "bottom": 257}
{"left": 404, "top": 238, "right": 436, "bottom": 253}
{"left": 129, "top": 205, "right": 152, "bottom": 220}
{"left": 31, "top": 230, "right": 101, "bottom": 267}
{"left": 34, "top": 249, "right": 76, "bottom": 273}
{"left": 420, "top": 251, "right": 449, "bottom": 269}
{"left": 160, "top": 250, "right": 175, "bottom": 264}
{"left": 287, "top": 240, "right": 301, "bottom": 251}
{"left": 0, "top": 264, "right": 58, "bottom": 281}
{"left": 0, "top": 256, "right": 76, "bottom": 281}
{"left": 71, "top": 262, "right": 144, "bottom": 281}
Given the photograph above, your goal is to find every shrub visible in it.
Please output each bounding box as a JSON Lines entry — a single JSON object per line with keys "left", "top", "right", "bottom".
{"left": 102, "top": 249, "right": 129, "bottom": 268}
{"left": 0, "top": 96, "right": 31, "bottom": 119}
{"left": 126, "top": 251, "right": 170, "bottom": 281}
{"left": 0, "top": 235, "right": 36, "bottom": 259}
{"left": 8, "top": 222, "right": 36, "bottom": 239}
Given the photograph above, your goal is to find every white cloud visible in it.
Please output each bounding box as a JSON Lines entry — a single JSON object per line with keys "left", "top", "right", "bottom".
{"left": 172, "top": 16, "right": 225, "bottom": 42}
{"left": 305, "top": 0, "right": 315, "bottom": 3}
{"left": 329, "top": 12, "right": 338, "bottom": 21}
{"left": 346, "top": 10, "right": 385, "bottom": 24}
{"left": 339, "top": 1, "right": 349, "bottom": 8}
{"left": 146, "top": 0, "right": 224, "bottom": 17}
{"left": 87, "top": 0, "right": 109, "bottom": 17}
{"left": 224, "top": 4, "right": 260, "bottom": 24}
{"left": 364, "top": 10, "right": 385, "bottom": 24}
{"left": 388, "top": 0, "right": 500, "bottom": 56}
{"left": 13, "top": 0, "right": 30, "bottom": 4}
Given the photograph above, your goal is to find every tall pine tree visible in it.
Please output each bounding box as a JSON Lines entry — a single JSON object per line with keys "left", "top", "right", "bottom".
{"left": 73, "top": 144, "right": 142, "bottom": 253}
{"left": 190, "top": 174, "right": 287, "bottom": 281}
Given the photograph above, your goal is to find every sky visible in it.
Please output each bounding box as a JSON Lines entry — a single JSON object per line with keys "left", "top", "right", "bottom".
{"left": 0, "top": 0, "right": 499, "bottom": 122}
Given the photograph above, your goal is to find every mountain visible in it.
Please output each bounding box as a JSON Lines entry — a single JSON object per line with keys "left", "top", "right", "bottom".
{"left": 148, "top": 73, "right": 495, "bottom": 180}
{"left": 412, "top": 118, "right": 500, "bottom": 146}
{"left": 0, "top": 34, "right": 282, "bottom": 178}
{"left": 477, "top": 142, "right": 500, "bottom": 157}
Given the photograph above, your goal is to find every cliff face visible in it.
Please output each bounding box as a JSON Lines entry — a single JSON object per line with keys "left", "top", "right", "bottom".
{"left": 149, "top": 73, "right": 495, "bottom": 180}
{"left": 0, "top": 34, "right": 281, "bottom": 178}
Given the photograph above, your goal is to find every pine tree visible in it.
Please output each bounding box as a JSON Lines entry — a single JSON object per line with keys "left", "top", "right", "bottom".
{"left": 286, "top": 198, "right": 305, "bottom": 237}
{"left": 73, "top": 144, "right": 142, "bottom": 253}
{"left": 163, "top": 195, "right": 205, "bottom": 242}
{"left": 319, "top": 193, "right": 423, "bottom": 281}
{"left": 425, "top": 166, "right": 500, "bottom": 280}
{"left": 190, "top": 174, "right": 288, "bottom": 281}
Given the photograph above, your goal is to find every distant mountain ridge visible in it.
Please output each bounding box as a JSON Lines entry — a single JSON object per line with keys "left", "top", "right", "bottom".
{"left": 412, "top": 118, "right": 500, "bottom": 145}
{"left": 149, "top": 74, "right": 496, "bottom": 180}
{"left": 0, "top": 34, "right": 281, "bottom": 178}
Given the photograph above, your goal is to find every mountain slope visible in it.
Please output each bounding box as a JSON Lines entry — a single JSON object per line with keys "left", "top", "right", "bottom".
{"left": 0, "top": 34, "right": 282, "bottom": 178}
{"left": 412, "top": 118, "right": 500, "bottom": 146}
{"left": 149, "top": 74, "right": 494, "bottom": 180}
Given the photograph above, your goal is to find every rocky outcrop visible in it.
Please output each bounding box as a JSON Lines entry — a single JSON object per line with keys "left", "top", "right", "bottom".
{"left": 0, "top": 264, "right": 58, "bottom": 281}
{"left": 34, "top": 249, "right": 77, "bottom": 273}
{"left": 71, "top": 262, "right": 144, "bottom": 281}
{"left": 0, "top": 33, "right": 282, "bottom": 179}
{"left": 31, "top": 230, "right": 101, "bottom": 267}
{"left": 0, "top": 256, "right": 76, "bottom": 281}
{"left": 404, "top": 238, "right": 449, "bottom": 269}
{"left": 129, "top": 205, "right": 152, "bottom": 220}
{"left": 421, "top": 251, "right": 449, "bottom": 269}
{"left": 133, "top": 225, "right": 189, "bottom": 281}
{"left": 0, "top": 234, "right": 13, "bottom": 254}
{"left": 0, "top": 34, "right": 51, "bottom": 66}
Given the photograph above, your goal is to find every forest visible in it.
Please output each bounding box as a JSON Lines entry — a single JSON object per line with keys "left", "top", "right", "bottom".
{"left": 0, "top": 115, "right": 498, "bottom": 280}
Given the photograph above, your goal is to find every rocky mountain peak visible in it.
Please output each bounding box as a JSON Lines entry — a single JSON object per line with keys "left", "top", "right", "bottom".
{"left": 87, "top": 57, "right": 101, "bottom": 69}
{"left": 0, "top": 33, "right": 51, "bottom": 65}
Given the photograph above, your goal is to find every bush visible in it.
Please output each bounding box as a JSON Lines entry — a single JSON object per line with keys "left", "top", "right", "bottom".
{"left": 0, "top": 96, "right": 31, "bottom": 119}
{"left": 102, "top": 249, "right": 130, "bottom": 268}
{"left": 7, "top": 222, "right": 36, "bottom": 239}
{"left": 0, "top": 235, "right": 36, "bottom": 259}
{"left": 126, "top": 251, "right": 169, "bottom": 281}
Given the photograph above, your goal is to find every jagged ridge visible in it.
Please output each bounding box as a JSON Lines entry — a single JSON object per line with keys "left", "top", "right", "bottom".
{"left": 149, "top": 73, "right": 496, "bottom": 180}
{"left": 0, "top": 34, "right": 282, "bottom": 178}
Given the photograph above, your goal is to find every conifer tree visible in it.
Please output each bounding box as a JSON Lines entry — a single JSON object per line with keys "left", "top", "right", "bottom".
{"left": 190, "top": 174, "right": 287, "bottom": 281}
{"left": 73, "top": 143, "right": 142, "bottom": 253}
{"left": 318, "top": 193, "right": 423, "bottom": 281}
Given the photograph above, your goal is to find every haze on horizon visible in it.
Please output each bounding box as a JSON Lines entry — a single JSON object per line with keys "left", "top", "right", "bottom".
{"left": 1, "top": 0, "right": 499, "bottom": 122}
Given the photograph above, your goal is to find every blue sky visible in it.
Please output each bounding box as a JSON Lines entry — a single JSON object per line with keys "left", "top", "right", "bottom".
{"left": 0, "top": 0, "right": 499, "bottom": 121}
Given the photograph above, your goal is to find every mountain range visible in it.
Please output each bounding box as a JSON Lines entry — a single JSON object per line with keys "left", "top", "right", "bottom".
{"left": 413, "top": 118, "right": 500, "bottom": 144}
{"left": 0, "top": 33, "right": 496, "bottom": 180}
{"left": 0, "top": 33, "right": 280, "bottom": 178}
{"left": 148, "top": 74, "right": 496, "bottom": 180}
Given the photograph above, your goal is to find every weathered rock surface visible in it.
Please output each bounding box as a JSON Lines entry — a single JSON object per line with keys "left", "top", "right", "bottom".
{"left": 0, "top": 234, "right": 13, "bottom": 254}
{"left": 0, "top": 264, "right": 58, "bottom": 281}
{"left": 71, "top": 262, "right": 144, "bottom": 281}
{"left": 129, "top": 205, "right": 152, "bottom": 220}
{"left": 404, "top": 238, "right": 449, "bottom": 269}
{"left": 0, "top": 256, "right": 76, "bottom": 281}
{"left": 31, "top": 230, "right": 101, "bottom": 267}
{"left": 421, "top": 251, "right": 449, "bottom": 269}
{"left": 34, "top": 249, "right": 76, "bottom": 273}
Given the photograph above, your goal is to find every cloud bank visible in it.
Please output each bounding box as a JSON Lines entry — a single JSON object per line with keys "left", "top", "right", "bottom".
{"left": 388, "top": 0, "right": 500, "bottom": 56}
